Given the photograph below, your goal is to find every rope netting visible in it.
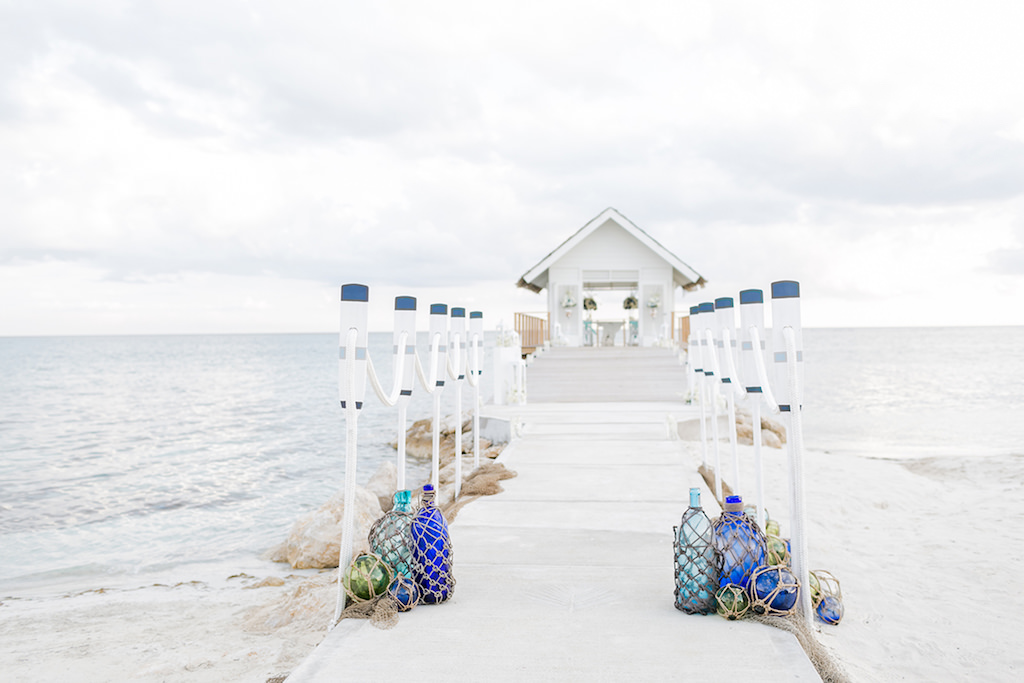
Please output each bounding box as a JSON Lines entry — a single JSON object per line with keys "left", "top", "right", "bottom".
{"left": 336, "top": 594, "right": 400, "bottom": 630}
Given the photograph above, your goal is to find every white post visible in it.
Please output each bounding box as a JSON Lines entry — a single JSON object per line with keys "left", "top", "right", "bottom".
{"left": 449, "top": 307, "right": 467, "bottom": 498}
{"left": 739, "top": 289, "right": 768, "bottom": 532}
{"left": 689, "top": 305, "right": 708, "bottom": 470}
{"left": 393, "top": 296, "right": 417, "bottom": 492}
{"left": 470, "top": 311, "right": 484, "bottom": 470}
{"left": 772, "top": 280, "right": 811, "bottom": 628}
{"left": 428, "top": 304, "right": 448, "bottom": 492}
{"left": 699, "top": 301, "right": 722, "bottom": 502}
{"left": 715, "top": 297, "right": 741, "bottom": 498}
{"left": 335, "top": 283, "right": 369, "bottom": 624}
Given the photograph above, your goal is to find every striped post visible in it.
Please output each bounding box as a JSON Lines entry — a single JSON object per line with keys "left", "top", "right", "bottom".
{"left": 470, "top": 311, "right": 484, "bottom": 470}
{"left": 698, "top": 301, "right": 722, "bottom": 503}
{"left": 393, "top": 296, "right": 417, "bottom": 492}
{"left": 428, "top": 304, "right": 448, "bottom": 492}
{"left": 450, "top": 307, "right": 467, "bottom": 498}
{"left": 738, "top": 289, "right": 768, "bottom": 532}
{"left": 688, "top": 305, "right": 706, "bottom": 469}
{"left": 336, "top": 283, "right": 369, "bottom": 623}
{"left": 715, "top": 296, "right": 741, "bottom": 498}
{"left": 771, "top": 280, "right": 811, "bottom": 628}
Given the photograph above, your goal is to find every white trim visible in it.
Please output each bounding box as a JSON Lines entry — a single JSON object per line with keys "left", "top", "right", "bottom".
{"left": 519, "top": 208, "right": 702, "bottom": 290}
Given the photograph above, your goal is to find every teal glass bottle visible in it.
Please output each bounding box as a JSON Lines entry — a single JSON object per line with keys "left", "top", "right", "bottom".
{"left": 368, "top": 490, "right": 416, "bottom": 578}
{"left": 674, "top": 487, "right": 719, "bottom": 614}
{"left": 712, "top": 495, "right": 766, "bottom": 589}
{"left": 411, "top": 485, "right": 455, "bottom": 604}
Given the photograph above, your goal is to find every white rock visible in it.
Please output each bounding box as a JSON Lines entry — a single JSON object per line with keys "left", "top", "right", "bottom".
{"left": 366, "top": 461, "right": 398, "bottom": 511}
{"left": 269, "top": 486, "right": 383, "bottom": 569}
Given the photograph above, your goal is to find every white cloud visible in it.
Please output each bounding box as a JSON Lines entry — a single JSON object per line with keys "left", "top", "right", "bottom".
{"left": 3, "top": 0, "right": 1024, "bottom": 335}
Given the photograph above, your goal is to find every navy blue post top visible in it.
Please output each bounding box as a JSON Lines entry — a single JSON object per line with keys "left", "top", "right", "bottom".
{"left": 341, "top": 284, "right": 369, "bottom": 302}
{"left": 771, "top": 281, "right": 800, "bottom": 299}
{"left": 739, "top": 289, "right": 763, "bottom": 305}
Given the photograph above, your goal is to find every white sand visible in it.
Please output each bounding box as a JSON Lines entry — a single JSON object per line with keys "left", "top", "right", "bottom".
{"left": 3, "top": 443, "right": 1022, "bottom": 682}
{"left": 0, "top": 568, "right": 331, "bottom": 683}
{"left": 702, "top": 440, "right": 1024, "bottom": 682}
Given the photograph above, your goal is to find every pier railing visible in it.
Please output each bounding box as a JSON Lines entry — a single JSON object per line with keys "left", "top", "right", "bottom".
{"left": 336, "top": 284, "right": 486, "bottom": 624}
{"left": 514, "top": 312, "right": 548, "bottom": 355}
{"left": 672, "top": 312, "right": 690, "bottom": 347}
{"left": 686, "top": 281, "right": 812, "bottom": 627}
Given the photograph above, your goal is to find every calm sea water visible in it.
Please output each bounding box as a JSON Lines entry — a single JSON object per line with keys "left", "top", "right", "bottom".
{"left": 1, "top": 327, "right": 1021, "bottom": 589}
{"left": 0, "top": 332, "right": 495, "bottom": 588}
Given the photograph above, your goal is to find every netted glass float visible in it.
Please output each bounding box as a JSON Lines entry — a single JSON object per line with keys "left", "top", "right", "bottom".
{"left": 387, "top": 574, "right": 421, "bottom": 612}
{"left": 368, "top": 490, "right": 416, "bottom": 577}
{"left": 712, "top": 495, "right": 766, "bottom": 590}
{"left": 343, "top": 553, "right": 393, "bottom": 602}
{"left": 749, "top": 564, "right": 800, "bottom": 616}
{"left": 715, "top": 584, "right": 750, "bottom": 620}
{"left": 411, "top": 485, "right": 455, "bottom": 604}
{"left": 673, "top": 488, "right": 720, "bottom": 615}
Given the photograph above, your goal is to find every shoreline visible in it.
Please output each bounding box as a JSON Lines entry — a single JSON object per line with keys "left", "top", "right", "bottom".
{"left": 3, "top": 441, "right": 1023, "bottom": 681}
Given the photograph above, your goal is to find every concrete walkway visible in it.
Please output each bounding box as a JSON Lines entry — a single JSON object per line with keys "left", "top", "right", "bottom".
{"left": 285, "top": 349, "right": 820, "bottom": 682}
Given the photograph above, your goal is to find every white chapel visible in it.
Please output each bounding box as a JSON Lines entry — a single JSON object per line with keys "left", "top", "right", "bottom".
{"left": 516, "top": 208, "right": 706, "bottom": 348}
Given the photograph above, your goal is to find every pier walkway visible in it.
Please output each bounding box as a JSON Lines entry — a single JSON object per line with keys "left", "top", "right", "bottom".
{"left": 285, "top": 347, "right": 821, "bottom": 682}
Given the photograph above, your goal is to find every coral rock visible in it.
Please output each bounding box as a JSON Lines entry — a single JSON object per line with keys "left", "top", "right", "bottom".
{"left": 268, "top": 486, "right": 383, "bottom": 569}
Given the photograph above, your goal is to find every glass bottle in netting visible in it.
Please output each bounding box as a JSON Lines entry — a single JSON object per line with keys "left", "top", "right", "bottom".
{"left": 674, "top": 487, "right": 719, "bottom": 614}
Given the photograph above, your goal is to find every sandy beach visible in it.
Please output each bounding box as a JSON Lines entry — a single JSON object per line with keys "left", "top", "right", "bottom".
{"left": 722, "top": 441, "right": 1024, "bottom": 681}
{"left": 3, "top": 436, "right": 1023, "bottom": 682}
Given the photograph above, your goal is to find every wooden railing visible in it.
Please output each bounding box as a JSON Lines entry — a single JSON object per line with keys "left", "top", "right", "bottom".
{"left": 514, "top": 312, "right": 549, "bottom": 354}
{"left": 672, "top": 312, "right": 690, "bottom": 347}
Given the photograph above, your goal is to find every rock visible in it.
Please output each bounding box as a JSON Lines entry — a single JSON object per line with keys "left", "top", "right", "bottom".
{"left": 734, "top": 408, "right": 786, "bottom": 448}
{"left": 366, "top": 461, "right": 397, "bottom": 511}
{"left": 399, "top": 417, "right": 434, "bottom": 459}
{"left": 244, "top": 576, "right": 286, "bottom": 589}
{"left": 761, "top": 415, "right": 787, "bottom": 444}
{"left": 761, "top": 428, "right": 783, "bottom": 449}
{"left": 736, "top": 420, "right": 754, "bottom": 444}
{"left": 460, "top": 462, "right": 516, "bottom": 496}
{"left": 437, "top": 461, "right": 457, "bottom": 486}
{"left": 268, "top": 486, "right": 384, "bottom": 569}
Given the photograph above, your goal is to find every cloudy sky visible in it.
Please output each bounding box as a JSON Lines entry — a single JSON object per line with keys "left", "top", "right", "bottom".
{"left": 3, "top": 0, "right": 1024, "bottom": 336}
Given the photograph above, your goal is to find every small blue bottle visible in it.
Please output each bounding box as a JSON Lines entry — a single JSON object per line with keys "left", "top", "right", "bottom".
{"left": 411, "top": 485, "right": 455, "bottom": 604}
{"left": 712, "top": 495, "right": 766, "bottom": 589}
{"left": 674, "top": 487, "right": 719, "bottom": 614}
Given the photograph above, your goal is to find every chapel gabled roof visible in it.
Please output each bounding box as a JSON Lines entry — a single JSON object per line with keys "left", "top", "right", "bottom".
{"left": 515, "top": 207, "right": 707, "bottom": 293}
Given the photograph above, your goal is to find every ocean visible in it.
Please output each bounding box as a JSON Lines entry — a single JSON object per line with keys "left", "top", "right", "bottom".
{"left": 1, "top": 327, "right": 1022, "bottom": 593}
{"left": 0, "top": 332, "right": 495, "bottom": 591}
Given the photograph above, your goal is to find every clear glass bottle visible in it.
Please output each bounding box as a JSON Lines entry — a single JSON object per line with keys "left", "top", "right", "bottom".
{"left": 410, "top": 485, "right": 455, "bottom": 604}
{"left": 368, "top": 490, "right": 416, "bottom": 578}
{"left": 712, "top": 495, "right": 766, "bottom": 590}
{"left": 674, "top": 487, "right": 719, "bottom": 614}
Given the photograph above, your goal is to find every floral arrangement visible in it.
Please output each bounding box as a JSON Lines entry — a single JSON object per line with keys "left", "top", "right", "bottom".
{"left": 561, "top": 292, "right": 577, "bottom": 309}
{"left": 583, "top": 297, "right": 597, "bottom": 311}
{"left": 623, "top": 295, "right": 638, "bottom": 310}
{"left": 647, "top": 293, "right": 661, "bottom": 309}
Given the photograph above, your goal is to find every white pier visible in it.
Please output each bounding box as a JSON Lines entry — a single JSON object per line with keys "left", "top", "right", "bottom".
{"left": 286, "top": 347, "right": 821, "bottom": 682}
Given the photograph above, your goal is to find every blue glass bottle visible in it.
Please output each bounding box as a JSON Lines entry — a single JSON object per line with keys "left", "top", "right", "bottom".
{"left": 674, "top": 487, "right": 719, "bottom": 614}
{"left": 368, "top": 490, "right": 416, "bottom": 578}
{"left": 411, "top": 485, "right": 455, "bottom": 604}
{"left": 712, "top": 495, "right": 766, "bottom": 589}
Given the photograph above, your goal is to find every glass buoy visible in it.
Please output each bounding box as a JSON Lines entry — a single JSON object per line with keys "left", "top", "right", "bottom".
{"left": 712, "top": 495, "right": 766, "bottom": 590}
{"left": 673, "top": 487, "right": 719, "bottom": 614}
{"left": 411, "top": 485, "right": 455, "bottom": 604}
{"left": 369, "top": 490, "right": 416, "bottom": 577}
{"left": 342, "top": 553, "right": 393, "bottom": 602}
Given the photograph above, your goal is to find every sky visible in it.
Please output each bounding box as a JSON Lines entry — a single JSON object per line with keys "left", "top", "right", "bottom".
{"left": 3, "top": 0, "right": 1024, "bottom": 336}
